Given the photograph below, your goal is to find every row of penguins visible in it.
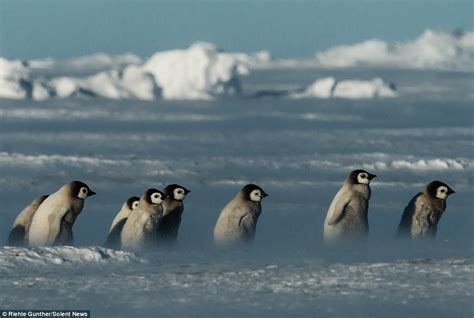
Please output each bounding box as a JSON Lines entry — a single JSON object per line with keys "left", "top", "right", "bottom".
{"left": 6, "top": 169, "right": 455, "bottom": 251}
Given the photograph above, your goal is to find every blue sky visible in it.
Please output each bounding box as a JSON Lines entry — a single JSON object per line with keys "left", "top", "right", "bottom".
{"left": 1, "top": 0, "right": 472, "bottom": 59}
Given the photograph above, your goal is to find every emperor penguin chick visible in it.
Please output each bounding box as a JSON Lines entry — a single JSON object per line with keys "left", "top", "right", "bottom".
{"left": 7, "top": 195, "right": 49, "bottom": 246}
{"left": 104, "top": 196, "right": 140, "bottom": 249}
{"left": 213, "top": 184, "right": 268, "bottom": 245}
{"left": 397, "top": 181, "right": 455, "bottom": 239}
{"left": 121, "top": 189, "right": 166, "bottom": 252}
{"left": 156, "top": 184, "right": 191, "bottom": 244}
{"left": 323, "top": 170, "right": 376, "bottom": 242}
{"left": 28, "top": 181, "right": 96, "bottom": 247}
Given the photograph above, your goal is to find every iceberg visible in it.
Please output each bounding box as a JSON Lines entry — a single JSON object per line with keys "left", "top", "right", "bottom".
{"left": 50, "top": 65, "right": 160, "bottom": 100}
{"left": 142, "top": 42, "right": 248, "bottom": 100}
{"left": 0, "top": 43, "right": 261, "bottom": 101}
{"left": 0, "top": 58, "right": 52, "bottom": 101}
{"left": 314, "top": 29, "right": 474, "bottom": 71}
{"left": 292, "top": 77, "right": 397, "bottom": 99}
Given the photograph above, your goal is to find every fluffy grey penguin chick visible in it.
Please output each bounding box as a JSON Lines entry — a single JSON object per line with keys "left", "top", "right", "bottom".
{"left": 121, "top": 189, "right": 166, "bottom": 252}
{"left": 28, "top": 181, "right": 96, "bottom": 247}
{"left": 213, "top": 184, "right": 268, "bottom": 245}
{"left": 104, "top": 196, "right": 140, "bottom": 249}
{"left": 156, "top": 184, "right": 191, "bottom": 244}
{"left": 397, "top": 180, "right": 454, "bottom": 239}
{"left": 323, "top": 169, "right": 376, "bottom": 242}
{"left": 7, "top": 195, "right": 49, "bottom": 246}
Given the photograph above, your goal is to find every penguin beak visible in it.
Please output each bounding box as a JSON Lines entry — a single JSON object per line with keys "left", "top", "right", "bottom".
{"left": 88, "top": 190, "right": 97, "bottom": 196}
{"left": 262, "top": 192, "right": 268, "bottom": 198}
{"left": 368, "top": 173, "right": 377, "bottom": 180}
{"left": 447, "top": 188, "right": 455, "bottom": 195}
{"left": 185, "top": 189, "right": 191, "bottom": 194}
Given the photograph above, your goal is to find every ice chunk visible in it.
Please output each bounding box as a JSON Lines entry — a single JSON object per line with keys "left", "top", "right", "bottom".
{"left": 292, "top": 77, "right": 396, "bottom": 99}
{"left": 142, "top": 42, "right": 246, "bottom": 100}
{"left": 314, "top": 29, "right": 474, "bottom": 71}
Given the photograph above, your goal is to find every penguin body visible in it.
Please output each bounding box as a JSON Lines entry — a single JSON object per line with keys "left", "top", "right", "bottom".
{"left": 104, "top": 196, "right": 140, "bottom": 249}
{"left": 323, "top": 170, "right": 376, "bottom": 242}
{"left": 213, "top": 184, "right": 268, "bottom": 245}
{"left": 28, "top": 181, "right": 96, "bottom": 247}
{"left": 7, "top": 195, "right": 49, "bottom": 246}
{"left": 397, "top": 181, "right": 454, "bottom": 239}
{"left": 156, "top": 184, "right": 190, "bottom": 243}
{"left": 121, "top": 189, "right": 166, "bottom": 252}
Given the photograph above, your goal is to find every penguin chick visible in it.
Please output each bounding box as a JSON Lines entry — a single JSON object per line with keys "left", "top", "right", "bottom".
{"left": 104, "top": 196, "right": 140, "bottom": 249}
{"left": 7, "top": 195, "right": 49, "bottom": 246}
{"left": 28, "top": 181, "right": 96, "bottom": 247}
{"left": 213, "top": 184, "right": 268, "bottom": 245}
{"left": 397, "top": 181, "right": 455, "bottom": 239}
{"left": 323, "top": 169, "right": 376, "bottom": 242}
{"left": 121, "top": 189, "right": 166, "bottom": 252}
{"left": 156, "top": 184, "right": 191, "bottom": 244}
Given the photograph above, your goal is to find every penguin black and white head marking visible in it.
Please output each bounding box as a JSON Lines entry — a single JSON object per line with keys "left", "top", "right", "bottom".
{"left": 425, "top": 181, "right": 455, "bottom": 200}
{"left": 69, "top": 181, "right": 96, "bottom": 200}
{"left": 127, "top": 196, "right": 140, "bottom": 210}
{"left": 241, "top": 184, "right": 268, "bottom": 202}
{"left": 143, "top": 189, "right": 167, "bottom": 205}
{"left": 163, "top": 184, "right": 191, "bottom": 201}
{"left": 349, "top": 170, "right": 377, "bottom": 185}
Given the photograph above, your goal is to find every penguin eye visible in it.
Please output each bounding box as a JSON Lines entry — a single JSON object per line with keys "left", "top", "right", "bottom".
{"left": 440, "top": 189, "right": 445, "bottom": 193}
{"left": 82, "top": 189, "right": 87, "bottom": 193}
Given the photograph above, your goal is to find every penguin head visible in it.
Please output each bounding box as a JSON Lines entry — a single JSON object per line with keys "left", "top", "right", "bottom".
{"left": 69, "top": 181, "right": 96, "bottom": 200}
{"left": 426, "top": 181, "right": 455, "bottom": 200}
{"left": 349, "top": 170, "right": 377, "bottom": 185}
{"left": 126, "top": 196, "right": 140, "bottom": 210}
{"left": 144, "top": 188, "right": 167, "bottom": 205}
{"left": 163, "top": 184, "right": 191, "bottom": 201}
{"left": 241, "top": 184, "right": 268, "bottom": 202}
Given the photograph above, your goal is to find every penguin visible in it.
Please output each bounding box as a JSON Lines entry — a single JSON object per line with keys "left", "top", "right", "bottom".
{"left": 156, "top": 184, "right": 191, "bottom": 244}
{"left": 104, "top": 196, "right": 140, "bottom": 249}
{"left": 28, "top": 181, "right": 96, "bottom": 247}
{"left": 121, "top": 188, "right": 166, "bottom": 252}
{"left": 397, "top": 181, "right": 455, "bottom": 239}
{"left": 213, "top": 184, "right": 268, "bottom": 245}
{"left": 7, "top": 195, "right": 49, "bottom": 246}
{"left": 323, "top": 169, "right": 376, "bottom": 242}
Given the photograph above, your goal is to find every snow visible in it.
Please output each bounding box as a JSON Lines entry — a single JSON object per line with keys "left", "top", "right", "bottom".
{"left": 0, "top": 246, "right": 147, "bottom": 268}
{"left": 292, "top": 77, "right": 397, "bottom": 99}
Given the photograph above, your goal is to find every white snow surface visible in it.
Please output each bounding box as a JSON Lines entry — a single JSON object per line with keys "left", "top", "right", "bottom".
{"left": 0, "top": 246, "right": 147, "bottom": 268}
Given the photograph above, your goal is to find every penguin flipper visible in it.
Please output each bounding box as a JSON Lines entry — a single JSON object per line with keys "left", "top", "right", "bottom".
{"left": 397, "top": 193, "right": 420, "bottom": 237}
{"left": 7, "top": 225, "right": 26, "bottom": 246}
{"left": 326, "top": 190, "right": 352, "bottom": 226}
{"left": 105, "top": 218, "right": 127, "bottom": 249}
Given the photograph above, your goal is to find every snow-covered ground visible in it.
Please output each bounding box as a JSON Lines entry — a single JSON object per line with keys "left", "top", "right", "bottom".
{"left": 0, "top": 31, "right": 473, "bottom": 317}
